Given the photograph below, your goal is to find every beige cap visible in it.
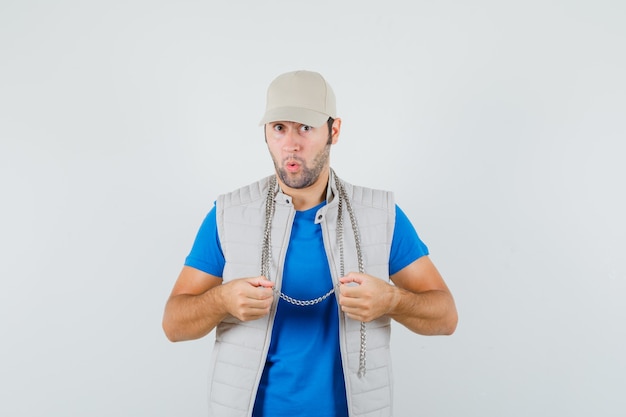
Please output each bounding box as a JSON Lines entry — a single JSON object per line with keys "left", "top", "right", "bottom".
{"left": 259, "top": 70, "right": 336, "bottom": 127}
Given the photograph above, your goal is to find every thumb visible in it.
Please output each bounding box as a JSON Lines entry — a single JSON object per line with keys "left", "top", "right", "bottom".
{"left": 253, "top": 276, "right": 275, "bottom": 288}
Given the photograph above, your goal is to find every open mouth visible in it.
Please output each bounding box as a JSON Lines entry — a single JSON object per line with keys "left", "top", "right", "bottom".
{"left": 285, "top": 160, "right": 301, "bottom": 172}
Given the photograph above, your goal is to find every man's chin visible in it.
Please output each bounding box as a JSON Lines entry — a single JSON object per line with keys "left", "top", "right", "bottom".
{"left": 278, "top": 171, "right": 315, "bottom": 190}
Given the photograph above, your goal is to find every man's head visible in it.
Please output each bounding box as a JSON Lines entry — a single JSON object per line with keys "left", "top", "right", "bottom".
{"left": 259, "top": 70, "right": 336, "bottom": 128}
{"left": 261, "top": 70, "right": 341, "bottom": 192}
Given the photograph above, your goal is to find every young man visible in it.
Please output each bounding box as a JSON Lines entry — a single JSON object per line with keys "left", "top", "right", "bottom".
{"left": 162, "top": 70, "right": 457, "bottom": 417}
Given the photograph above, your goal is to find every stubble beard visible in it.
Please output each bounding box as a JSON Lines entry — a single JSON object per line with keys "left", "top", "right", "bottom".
{"left": 273, "top": 144, "right": 331, "bottom": 189}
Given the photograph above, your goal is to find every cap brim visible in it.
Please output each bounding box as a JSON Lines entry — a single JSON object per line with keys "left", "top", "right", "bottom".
{"left": 259, "top": 107, "right": 329, "bottom": 128}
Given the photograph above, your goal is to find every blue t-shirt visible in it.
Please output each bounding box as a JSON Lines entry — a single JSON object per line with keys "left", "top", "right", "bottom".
{"left": 185, "top": 202, "right": 429, "bottom": 417}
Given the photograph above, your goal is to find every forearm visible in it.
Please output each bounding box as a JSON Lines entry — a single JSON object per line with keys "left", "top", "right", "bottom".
{"left": 387, "top": 286, "right": 457, "bottom": 335}
{"left": 162, "top": 287, "right": 227, "bottom": 342}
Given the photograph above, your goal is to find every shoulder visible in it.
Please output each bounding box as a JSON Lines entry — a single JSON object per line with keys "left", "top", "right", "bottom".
{"left": 341, "top": 178, "right": 395, "bottom": 213}
{"left": 214, "top": 176, "right": 274, "bottom": 244}
{"left": 217, "top": 175, "right": 273, "bottom": 210}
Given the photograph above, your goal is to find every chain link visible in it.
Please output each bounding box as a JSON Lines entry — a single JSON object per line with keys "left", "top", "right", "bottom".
{"left": 278, "top": 287, "right": 336, "bottom": 306}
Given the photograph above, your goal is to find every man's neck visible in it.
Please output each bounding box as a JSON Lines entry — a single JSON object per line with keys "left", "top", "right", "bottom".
{"left": 277, "top": 169, "right": 329, "bottom": 211}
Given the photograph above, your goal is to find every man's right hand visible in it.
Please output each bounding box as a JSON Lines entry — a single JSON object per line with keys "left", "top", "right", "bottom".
{"left": 163, "top": 267, "right": 275, "bottom": 342}
{"left": 219, "top": 276, "right": 275, "bottom": 322}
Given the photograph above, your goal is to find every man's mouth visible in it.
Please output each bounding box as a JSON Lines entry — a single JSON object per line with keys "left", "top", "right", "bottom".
{"left": 285, "top": 159, "right": 301, "bottom": 173}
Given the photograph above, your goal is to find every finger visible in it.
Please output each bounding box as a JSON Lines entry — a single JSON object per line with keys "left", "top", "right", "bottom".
{"left": 338, "top": 291, "right": 361, "bottom": 307}
{"left": 246, "top": 300, "right": 273, "bottom": 310}
{"left": 248, "top": 287, "right": 274, "bottom": 300}
{"left": 341, "top": 285, "right": 359, "bottom": 298}
{"left": 240, "top": 296, "right": 273, "bottom": 311}
{"left": 340, "top": 306, "right": 365, "bottom": 322}
{"left": 339, "top": 272, "right": 364, "bottom": 285}
{"left": 257, "top": 279, "right": 275, "bottom": 289}
{"left": 249, "top": 276, "right": 275, "bottom": 288}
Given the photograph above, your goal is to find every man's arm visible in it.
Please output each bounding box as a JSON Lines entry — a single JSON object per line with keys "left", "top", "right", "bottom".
{"left": 162, "top": 266, "right": 275, "bottom": 342}
{"left": 386, "top": 255, "right": 457, "bottom": 335}
{"left": 338, "top": 256, "right": 457, "bottom": 335}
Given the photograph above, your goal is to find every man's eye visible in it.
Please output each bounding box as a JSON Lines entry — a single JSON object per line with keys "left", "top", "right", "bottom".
{"left": 300, "top": 125, "right": 312, "bottom": 132}
{"left": 274, "top": 125, "right": 283, "bottom": 131}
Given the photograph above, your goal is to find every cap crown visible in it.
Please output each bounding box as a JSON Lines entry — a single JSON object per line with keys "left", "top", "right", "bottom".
{"left": 259, "top": 70, "right": 336, "bottom": 127}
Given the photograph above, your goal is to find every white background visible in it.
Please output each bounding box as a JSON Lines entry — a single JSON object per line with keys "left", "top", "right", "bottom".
{"left": 1, "top": 1, "right": 625, "bottom": 416}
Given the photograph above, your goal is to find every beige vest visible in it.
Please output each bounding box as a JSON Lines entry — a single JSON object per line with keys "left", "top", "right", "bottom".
{"left": 210, "top": 171, "right": 396, "bottom": 417}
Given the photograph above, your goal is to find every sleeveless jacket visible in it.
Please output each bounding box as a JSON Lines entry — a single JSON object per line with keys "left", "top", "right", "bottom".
{"left": 210, "top": 170, "right": 396, "bottom": 417}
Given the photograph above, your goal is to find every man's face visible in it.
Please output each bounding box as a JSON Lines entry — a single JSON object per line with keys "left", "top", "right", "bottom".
{"left": 265, "top": 119, "right": 340, "bottom": 190}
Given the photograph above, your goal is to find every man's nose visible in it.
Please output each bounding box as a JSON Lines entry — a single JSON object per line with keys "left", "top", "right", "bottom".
{"left": 282, "top": 129, "right": 300, "bottom": 152}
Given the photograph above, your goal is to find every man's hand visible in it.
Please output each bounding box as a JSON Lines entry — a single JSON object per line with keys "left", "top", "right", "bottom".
{"left": 338, "top": 272, "right": 399, "bottom": 322}
{"left": 220, "top": 277, "right": 275, "bottom": 322}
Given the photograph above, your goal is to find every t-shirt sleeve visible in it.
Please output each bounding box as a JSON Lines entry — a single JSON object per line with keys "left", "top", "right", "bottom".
{"left": 183, "top": 203, "right": 225, "bottom": 277}
{"left": 389, "top": 205, "right": 430, "bottom": 276}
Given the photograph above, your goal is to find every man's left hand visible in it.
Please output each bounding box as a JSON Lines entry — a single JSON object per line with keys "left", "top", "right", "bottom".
{"left": 338, "top": 272, "right": 399, "bottom": 322}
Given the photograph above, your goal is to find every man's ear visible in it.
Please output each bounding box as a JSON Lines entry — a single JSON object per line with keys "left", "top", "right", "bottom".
{"left": 330, "top": 118, "right": 342, "bottom": 145}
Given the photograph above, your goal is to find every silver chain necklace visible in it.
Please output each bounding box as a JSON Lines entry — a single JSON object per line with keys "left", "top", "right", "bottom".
{"left": 260, "top": 170, "right": 367, "bottom": 378}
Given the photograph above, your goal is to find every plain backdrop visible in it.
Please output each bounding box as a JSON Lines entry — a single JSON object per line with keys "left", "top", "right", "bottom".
{"left": 1, "top": 1, "right": 625, "bottom": 416}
